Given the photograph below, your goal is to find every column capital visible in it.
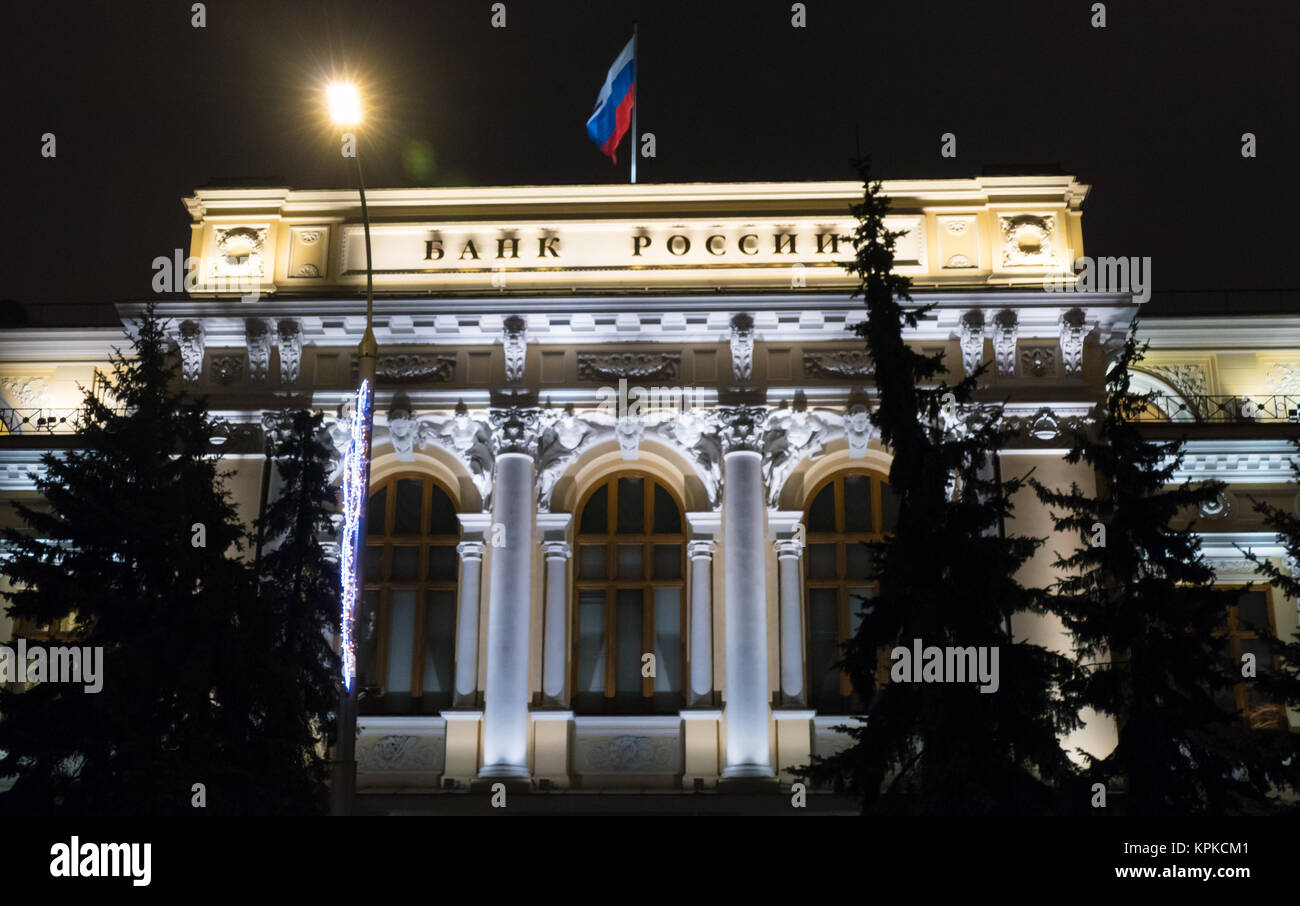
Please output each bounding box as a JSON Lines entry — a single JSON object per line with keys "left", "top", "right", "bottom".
{"left": 714, "top": 405, "right": 767, "bottom": 453}
{"left": 457, "top": 540, "right": 486, "bottom": 561}
{"left": 687, "top": 539, "right": 716, "bottom": 560}
{"left": 542, "top": 540, "right": 571, "bottom": 559}
{"left": 488, "top": 404, "right": 544, "bottom": 455}
{"left": 773, "top": 538, "right": 804, "bottom": 558}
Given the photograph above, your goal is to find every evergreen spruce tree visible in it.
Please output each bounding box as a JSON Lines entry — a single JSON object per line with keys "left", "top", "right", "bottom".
{"left": 800, "top": 157, "right": 1080, "bottom": 815}
{"left": 1032, "top": 332, "right": 1300, "bottom": 814}
{"left": 241, "top": 409, "right": 340, "bottom": 815}
{"left": 0, "top": 305, "right": 253, "bottom": 814}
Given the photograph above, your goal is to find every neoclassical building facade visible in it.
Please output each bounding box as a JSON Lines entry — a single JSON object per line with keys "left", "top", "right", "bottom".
{"left": 1, "top": 177, "right": 1297, "bottom": 802}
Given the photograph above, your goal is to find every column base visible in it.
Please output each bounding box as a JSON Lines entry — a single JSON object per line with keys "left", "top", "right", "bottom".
{"left": 470, "top": 775, "right": 533, "bottom": 794}
{"left": 721, "top": 763, "right": 777, "bottom": 780}
{"left": 717, "top": 773, "right": 780, "bottom": 794}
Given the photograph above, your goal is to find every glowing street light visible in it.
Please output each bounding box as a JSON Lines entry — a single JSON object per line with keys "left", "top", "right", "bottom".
{"left": 326, "top": 81, "right": 363, "bottom": 126}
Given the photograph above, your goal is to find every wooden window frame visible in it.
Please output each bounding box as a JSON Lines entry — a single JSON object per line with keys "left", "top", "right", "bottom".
{"left": 1215, "top": 584, "right": 1288, "bottom": 731}
{"left": 571, "top": 472, "right": 686, "bottom": 713}
{"left": 361, "top": 473, "right": 460, "bottom": 714}
{"left": 803, "top": 470, "right": 893, "bottom": 712}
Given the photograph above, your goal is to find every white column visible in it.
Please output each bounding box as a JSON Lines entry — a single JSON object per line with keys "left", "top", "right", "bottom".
{"left": 687, "top": 539, "right": 716, "bottom": 705}
{"left": 720, "top": 428, "right": 773, "bottom": 778}
{"left": 541, "top": 541, "right": 571, "bottom": 703}
{"left": 774, "top": 538, "right": 805, "bottom": 704}
{"left": 480, "top": 450, "right": 535, "bottom": 779}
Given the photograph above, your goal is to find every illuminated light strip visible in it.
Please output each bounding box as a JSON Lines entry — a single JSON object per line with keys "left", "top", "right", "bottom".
{"left": 339, "top": 379, "right": 372, "bottom": 691}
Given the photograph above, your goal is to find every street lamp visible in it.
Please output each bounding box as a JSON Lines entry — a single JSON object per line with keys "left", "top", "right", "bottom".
{"left": 328, "top": 78, "right": 376, "bottom": 817}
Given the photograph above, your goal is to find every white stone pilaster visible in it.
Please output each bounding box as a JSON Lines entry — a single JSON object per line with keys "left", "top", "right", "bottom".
{"left": 538, "top": 512, "right": 573, "bottom": 706}
{"left": 686, "top": 510, "right": 721, "bottom": 707}
{"left": 453, "top": 513, "right": 492, "bottom": 707}
{"left": 769, "top": 510, "right": 806, "bottom": 706}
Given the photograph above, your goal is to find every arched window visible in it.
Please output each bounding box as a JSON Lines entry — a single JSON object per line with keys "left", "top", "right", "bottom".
{"left": 358, "top": 475, "right": 460, "bottom": 715}
{"left": 803, "top": 471, "right": 899, "bottom": 714}
{"left": 572, "top": 474, "right": 685, "bottom": 714}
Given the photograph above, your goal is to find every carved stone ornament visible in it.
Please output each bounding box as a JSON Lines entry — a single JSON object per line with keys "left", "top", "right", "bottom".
{"left": 729, "top": 313, "right": 755, "bottom": 383}
{"left": 1059, "top": 308, "right": 1087, "bottom": 376}
{"left": 503, "top": 315, "right": 527, "bottom": 383}
{"left": 0, "top": 376, "right": 50, "bottom": 407}
{"left": 802, "top": 350, "right": 874, "bottom": 379}
{"left": 1266, "top": 363, "right": 1300, "bottom": 395}
{"left": 246, "top": 319, "right": 271, "bottom": 383}
{"left": 276, "top": 319, "right": 302, "bottom": 385}
{"left": 209, "top": 354, "right": 243, "bottom": 385}
{"left": 416, "top": 404, "right": 495, "bottom": 506}
{"left": 993, "top": 310, "right": 1018, "bottom": 377}
{"left": 489, "top": 405, "right": 543, "bottom": 455}
{"left": 998, "top": 214, "right": 1057, "bottom": 268}
{"left": 356, "top": 734, "right": 445, "bottom": 774}
{"left": 578, "top": 735, "right": 680, "bottom": 774}
{"left": 959, "top": 310, "right": 985, "bottom": 376}
{"left": 576, "top": 352, "right": 681, "bottom": 382}
{"left": 352, "top": 353, "right": 456, "bottom": 384}
{"left": 387, "top": 408, "right": 416, "bottom": 461}
{"left": 762, "top": 399, "right": 832, "bottom": 505}
{"left": 615, "top": 415, "right": 644, "bottom": 461}
{"left": 177, "top": 320, "right": 204, "bottom": 384}
{"left": 1200, "top": 490, "right": 1234, "bottom": 520}
{"left": 212, "top": 225, "right": 267, "bottom": 277}
{"left": 714, "top": 404, "right": 766, "bottom": 453}
{"left": 1020, "top": 346, "right": 1056, "bottom": 378}
{"left": 844, "top": 406, "right": 873, "bottom": 459}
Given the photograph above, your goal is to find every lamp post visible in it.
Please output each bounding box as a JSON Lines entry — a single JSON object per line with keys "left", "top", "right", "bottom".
{"left": 327, "top": 80, "right": 375, "bottom": 817}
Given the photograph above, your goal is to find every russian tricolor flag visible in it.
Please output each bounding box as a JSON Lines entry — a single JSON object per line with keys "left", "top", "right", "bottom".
{"left": 586, "top": 36, "right": 635, "bottom": 163}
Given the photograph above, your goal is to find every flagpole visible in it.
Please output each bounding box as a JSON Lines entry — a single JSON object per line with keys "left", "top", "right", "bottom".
{"left": 631, "top": 21, "right": 638, "bottom": 185}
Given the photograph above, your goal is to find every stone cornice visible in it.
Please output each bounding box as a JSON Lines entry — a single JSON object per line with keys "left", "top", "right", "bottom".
{"left": 183, "top": 176, "right": 1091, "bottom": 222}
{"left": 115, "top": 293, "right": 1135, "bottom": 349}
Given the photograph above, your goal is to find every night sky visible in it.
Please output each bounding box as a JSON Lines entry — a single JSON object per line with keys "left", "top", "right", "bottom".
{"left": 6, "top": 0, "right": 1297, "bottom": 322}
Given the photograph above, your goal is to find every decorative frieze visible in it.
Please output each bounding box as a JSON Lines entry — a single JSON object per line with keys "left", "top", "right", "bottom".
{"left": 802, "top": 349, "right": 873, "bottom": 379}
{"left": 576, "top": 734, "right": 681, "bottom": 774}
{"left": 576, "top": 351, "right": 680, "bottom": 382}
{"left": 356, "top": 733, "right": 445, "bottom": 775}
{"left": 351, "top": 353, "right": 456, "bottom": 384}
